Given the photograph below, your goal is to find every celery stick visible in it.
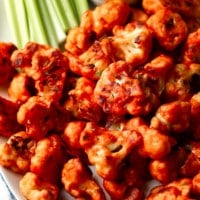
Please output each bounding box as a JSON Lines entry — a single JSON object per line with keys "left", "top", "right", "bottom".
{"left": 67, "top": 0, "right": 80, "bottom": 24}
{"left": 61, "top": 0, "right": 79, "bottom": 27}
{"left": 4, "top": 0, "right": 29, "bottom": 48}
{"left": 24, "top": 0, "right": 48, "bottom": 45}
{"left": 50, "top": 0, "right": 69, "bottom": 31}
{"left": 46, "top": 1, "right": 67, "bottom": 43}
{"left": 74, "top": 0, "right": 89, "bottom": 19}
{"left": 37, "top": 0, "right": 59, "bottom": 47}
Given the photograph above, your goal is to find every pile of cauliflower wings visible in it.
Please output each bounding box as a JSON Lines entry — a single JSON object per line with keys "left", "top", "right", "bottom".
{"left": 1, "top": 0, "right": 200, "bottom": 199}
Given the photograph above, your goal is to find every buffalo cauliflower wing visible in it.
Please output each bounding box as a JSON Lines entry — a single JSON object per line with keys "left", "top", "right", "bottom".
{"left": 94, "top": 61, "right": 144, "bottom": 116}
{"left": 30, "top": 134, "right": 68, "bottom": 185}
{"left": 150, "top": 101, "right": 191, "bottom": 134}
{"left": 65, "top": 77, "right": 103, "bottom": 122}
{"left": 11, "top": 42, "right": 68, "bottom": 103}
{"left": 143, "top": 0, "right": 200, "bottom": 18}
{"left": 164, "top": 63, "right": 200, "bottom": 101}
{"left": 8, "top": 73, "right": 36, "bottom": 104}
{"left": 147, "top": 178, "right": 192, "bottom": 200}
{"left": 0, "top": 131, "right": 36, "bottom": 174}
{"left": 181, "top": 28, "right": 200, "bottom": 65}
{"left": 68, "top": 38, "right": 115, "bottom": 80}
{"left": 146, "top": 9, "right": 188, "bottom": 51}
{"left": 61, "top": 158, "right": 106, "bottom": 200}
{"left": 17, "top": 96, "right": 68, "bottom": 140}
{"left": 111, "top": 22, "right": 153, "bottom": 65}
{"left": 19, "top": 172, "right": 59, "bottom": 200}
{"left": 79, "top": 122, "right": 141, "bottom": 180}
{"left": 125, "top": 117, "right": 175, "bottom": 159}
{"left": 80, "top": 0, "right": 131, "bottom": 37}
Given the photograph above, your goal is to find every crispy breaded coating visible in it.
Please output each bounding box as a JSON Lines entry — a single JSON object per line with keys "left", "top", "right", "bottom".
{"left": 147, "top": 178, "right": 192, "bottom": 200}
{"left": 150, "top": 101, "right": 191, "bottom": 134}
{"left": 181, "top": 28, "right": 200, "bottom": 65}
{"left": 17, "top": 96, "right": 55, "bottom": 140}
{"left": 61, "top": 158, "right": 106, "bottom": 200}
{"left": 125, "top": 117, "right": 175, "bottom": 159}
{"left": 65, "top": 77, "right": 103, "bottom": 122}
{"left": 143, "top": 0, "right": 200, "bottom": 18}
{"left": 149, "top": 148, "right": 187, "bottom": 184}
{"left": 19, "top": 172, "right": 59, "bottom": 200}
{"left": 147, "top": 9, "right": 188, "bottom": 51}
{"left": 17, "top": 96, "right": 68, "bottom": 140}
{"left": 180, "top": 141, "right": 200, "bottom": 178}
{"left": 94, "top": 61, "right": 144, "bottom": 115}
{"left": 103, "top": 151, "right": 148, "bottom": 199}
{"left": 65, "top": 27, "right": 96, "bottom": 55}
{"left": 11, "top": 42, "right": 68, "bottom": 102}
{"left": 103, "top": 179, "right": 143, "bottom": 200}
{"left": 0, "top": 131, "right": 36, "bottom": 174}
{"left": 111, "top": 22, "right": 152, "bottom": 65}
{"left": 62, "top": 121, "right": 87, "bottom": 158}
{"left": 30, "top": 134, "right": 68, "bottom": 185}
{"left": 80, "top": 122, "right": 141, "bottom": 180}
{"left": 8, "top": 73, "right": 35, "bottom": 104}
{"left": 68, "top": 38, "right": 115, "bottom": 80}
{"left": 0, "top": 96, "right": 23, "bottom": 138}
{"left": 164, "top": 64, "right": 200, "bottom": 101}
{"left": 0, "top": 42, "right": 16, "bottom": 85}
{"left": 80, "top": 0, "right": 131, "bottom": 37}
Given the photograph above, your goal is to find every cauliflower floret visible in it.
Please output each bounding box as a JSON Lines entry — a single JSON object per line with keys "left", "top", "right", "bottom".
{"left": 180, "top": 141, "right": 200, "bottom": 178}
{"left": 68, "top": 38, "right": 115, "bottom": 80}
{"left": 146, "top": 178, "right": 192, "bottom": 200}
{"left": 125, "top": 117, "right": 175, "bottom": 159}
{"left": 17, "top": 96, "right": 68, "bottom": 140}
{"left": 19, "top": 172, "right": 59, "bottom": 200}
{"left": 65, "top": 27, "right": 96, "bottom": 55}
{"left": 8, "top": 73, "right": 35, "bottom": 104}
{"left": 62, "top": 121, "right": 87, "bottom": 158}
{"left": 146, "top": 9, "right": 188, "bottom": 51}
{"left": 181, "top": 28, "right": 200, "bottom": 64}
{"left": 103, "top": 151, "right": 148, "bottom": 199}
{"left": 94, "top": 61, "right": 145, "bottom": 115}
{"left": 11, "top": 42, "right": 68, "bottom": 103}
{"left": 0, "top": 131, "right": 36, "bottom": 174}
{"left": 103, "top": 179, "right": 143, "bottom": 200}
{"left": 143, "top": 0, "right": 200, "bottom": 18}
{"left": 164, "top": 64, "right": 200, "bottom": 101}
{"left": 111, "top": 22, "right": 153, "bottom": 65}
{"left": 62, "top": 158, "right": 106, "bottom": 200}
{"left": 0, "top": 96, "right": 23, "bottom": 138}
{"left": 149, "top": 148, "right": 187, "bottom": 184}
{"left": 0, "top": 42, "right": 16, "bottom": 85}
{"left": 80, "top": 122, "right": 141, "bottom": 180}
{"left": 65, "top": 77, "right": 103, "bottom": 122}
{"left": 30, "top": 134, "right": 68, "bottom": 185}
{"left": 150, "top": 101, "right": 191, "bottom": 134}
{"left": 80, "top": 0, "right": 131, "bottom": 37}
